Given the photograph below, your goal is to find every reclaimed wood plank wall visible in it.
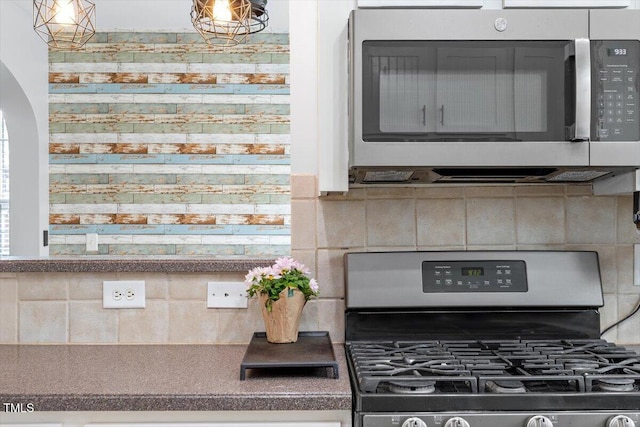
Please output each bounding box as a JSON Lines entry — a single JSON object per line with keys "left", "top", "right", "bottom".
{"left": 48, "top": 33, "right": 290, "bottom": 256}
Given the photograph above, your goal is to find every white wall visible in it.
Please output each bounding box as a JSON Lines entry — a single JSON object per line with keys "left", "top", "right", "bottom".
{"left": 96, "top": 0, "right": 289, "bottom": 31}
{"left": 0, "top": 0, "right": 49, "bottom": 256}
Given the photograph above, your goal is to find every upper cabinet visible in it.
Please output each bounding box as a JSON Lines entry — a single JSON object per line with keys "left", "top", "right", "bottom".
{"left": 358, "top": 0, "right": 482, "bottom": 7}
{"left": 503, "top": 0, "right": 629, "bottom": 7}
{"left": 358, "top": 0, "right": 630, "bottom": 7}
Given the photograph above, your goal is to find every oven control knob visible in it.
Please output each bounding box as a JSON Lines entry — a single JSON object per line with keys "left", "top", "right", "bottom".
{"left": 444, "top": 417, "right": 471, "bottom": 427}
{"left": 608, "top": 415, "right": 636, "bottom": 427}
{"left": 526, "top": 416, "right": 554, "bottom": 427}
{"left": 402, "top": 418, "right": 427, "bottom": 427}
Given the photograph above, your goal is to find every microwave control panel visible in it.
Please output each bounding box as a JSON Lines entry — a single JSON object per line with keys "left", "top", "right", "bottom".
{"left": 592, "top": 40, "right": 640, "bottom": 141}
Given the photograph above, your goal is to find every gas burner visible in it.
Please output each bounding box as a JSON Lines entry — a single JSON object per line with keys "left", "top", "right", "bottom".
{"left": 387, "top": 380, "right": 436, "bottom": 394}
{"left": 485, "top": 379, "right": 527, "bottom": 394}
{"left": 564, "top": 359, "right": 601, "bottom": 371}
{"left": 595, "top": 378, "right": 637, "bottom": 392}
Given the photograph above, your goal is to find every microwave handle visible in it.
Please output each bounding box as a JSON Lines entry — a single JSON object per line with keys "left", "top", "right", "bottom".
{"left": 573, "top": 38, "right": 591, "bottom": 142}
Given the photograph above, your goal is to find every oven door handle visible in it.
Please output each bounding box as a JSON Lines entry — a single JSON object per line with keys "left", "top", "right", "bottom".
{"left": 573, "top": 38, "right": 591, "bottom": 142}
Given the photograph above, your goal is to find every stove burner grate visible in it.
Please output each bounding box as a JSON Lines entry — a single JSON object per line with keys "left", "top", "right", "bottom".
{"left": 586, "top": 376, "right": 640, "bottom": 393}
{"left": 484, "top": 379, "right": 527, "bottom": 394}
{"left": 387, "top": 380, "right": 436, "bottom": 394}
{"left": 594, "top": 378, "right": 637, "bottom": 392}
{"left": 348, "top": 339, "right": 640, "bottom": 396}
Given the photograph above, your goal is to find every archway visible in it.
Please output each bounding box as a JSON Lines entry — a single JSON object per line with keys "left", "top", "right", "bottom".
{"left": 0, "top": 60, "right": 47, "bottom": 255}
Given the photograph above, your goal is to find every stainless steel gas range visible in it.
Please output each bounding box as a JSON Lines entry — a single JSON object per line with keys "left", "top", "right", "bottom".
{"left": 344, "top": 251, "right": 640, "bottom": 427}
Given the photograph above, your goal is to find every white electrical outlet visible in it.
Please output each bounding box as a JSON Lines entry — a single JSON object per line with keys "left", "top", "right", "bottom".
{"left": 207, "top": 282, "right": 248, "bottom": 308}
{"left": 86, "top": 233, "right": 98, "bottom": 252}
{"left": 635, "top": 244, "right": 640, "bottom": 286}
{"left": 103, "top": 280, "right": 145, "bottom": 308}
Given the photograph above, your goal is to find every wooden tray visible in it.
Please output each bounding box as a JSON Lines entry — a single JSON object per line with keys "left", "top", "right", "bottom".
{"left": 240, "top": 331, "right": 339, "bottom": 380}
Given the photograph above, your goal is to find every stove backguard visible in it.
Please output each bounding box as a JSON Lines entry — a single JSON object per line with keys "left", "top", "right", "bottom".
{"left": 345, "top": 309, "right": 602, "bottom": 342}
{"left": 344, "top": 250, "right": 605, "bottom": 342}
{"left": 345, "top": 251, "right": 604, "bottom": 311}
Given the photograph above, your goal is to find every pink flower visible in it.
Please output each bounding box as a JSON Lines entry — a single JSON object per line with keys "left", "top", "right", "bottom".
{"left": 309, "top": 278, "right": 319, "bottom": 294}
{"left": 245, "top": 257, "right": 319, "bottom": 305}
{"left": 244, "top": 266, "right": 280, "bottom": 285}
{"left": 274, "top": 256, "right": 311, "bottom": 276}
{"left": 275, "top": 256, "right": 296, "bottom": 271}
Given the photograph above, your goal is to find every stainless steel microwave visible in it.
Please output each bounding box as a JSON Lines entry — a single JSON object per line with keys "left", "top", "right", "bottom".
{"left": 348, "top": 9, "right": 640, "bottom": 184}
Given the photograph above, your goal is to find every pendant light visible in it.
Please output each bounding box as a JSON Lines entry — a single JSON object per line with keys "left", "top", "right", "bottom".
{"left": 33, "top": 0, "right": 96, "bottom": 50}
{"left": 191, "top": 0, "right": 269, "bottom": 45}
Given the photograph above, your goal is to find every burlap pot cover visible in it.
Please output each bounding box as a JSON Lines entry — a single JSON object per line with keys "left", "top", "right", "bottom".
{"left": 259, "top": 288, "right": 306, "bottom": 343}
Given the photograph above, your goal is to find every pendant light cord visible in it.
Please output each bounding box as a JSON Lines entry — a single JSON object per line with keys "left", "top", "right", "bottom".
{"left": 600, "top": 295, "right": 640, "bottom": 337}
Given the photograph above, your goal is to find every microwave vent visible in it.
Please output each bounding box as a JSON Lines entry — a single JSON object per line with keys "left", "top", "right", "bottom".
{"left": 433, "top": 168, "right": 557, "bottom": 183}
{"left": 547, "top": 170, "right": 611, "bottom": 182}
{"left": 363, "top": 170, "right": 416, "bottom": 183}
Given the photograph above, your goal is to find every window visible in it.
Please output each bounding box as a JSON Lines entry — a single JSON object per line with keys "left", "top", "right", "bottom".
{"left": 0, "top": 110, "right": 9, "bottom": 255}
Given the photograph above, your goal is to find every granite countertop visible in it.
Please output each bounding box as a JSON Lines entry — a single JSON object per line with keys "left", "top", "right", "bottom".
{"left": 0, "top": 344, "right": 352, "bottom": 411}
{"left": 0, "top": 256, "right": 273, "bottom": 273}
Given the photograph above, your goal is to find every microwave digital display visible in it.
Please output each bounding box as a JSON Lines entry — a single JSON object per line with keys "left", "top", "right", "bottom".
{"left": 608, "top": 48, "right": 628, "bottom": 56}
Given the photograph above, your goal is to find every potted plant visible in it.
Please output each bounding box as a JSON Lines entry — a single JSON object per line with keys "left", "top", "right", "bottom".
{"left": 245, "top": 257, "right": 319, "bottom": 343}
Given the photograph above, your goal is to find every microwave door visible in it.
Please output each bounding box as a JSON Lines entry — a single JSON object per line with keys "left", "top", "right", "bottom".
{"left": 357, "top": 40, "right": 590, "bottom": 168}
{"left": 435, "top": 47, "right": 512, "bottom": 135}
{"left": 433, "top": 42, "right": 587, "bottom": 141}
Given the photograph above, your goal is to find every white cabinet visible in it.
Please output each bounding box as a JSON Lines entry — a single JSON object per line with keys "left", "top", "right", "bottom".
{"left": 86, "top": 424, "right": 340, "bottom": 427}
{"left": 0, "top": 412, "right": 351, "bottom": 427}
{"left": 503, "top": 0, "right": 629, "bottom": 8}
{"left": 358, "top": 0, "right": 482, "bottom": 7}
{"left": 1, "top": 425, "right": 61, "bottom": 427}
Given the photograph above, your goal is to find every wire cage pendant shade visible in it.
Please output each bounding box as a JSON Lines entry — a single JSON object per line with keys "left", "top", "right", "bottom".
{"left": 33, "top": 0, "right": 96, "bottom": 50}
{"left": 191, "top": 0, "right": 268, "bottom": 45}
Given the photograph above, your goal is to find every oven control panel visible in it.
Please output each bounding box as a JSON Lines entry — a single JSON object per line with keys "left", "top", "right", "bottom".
{"left": 422, "top": 260, "right": 527, "bottom": 293}
{"left": 361, "top": 413, "right": 640, "bottom": 427}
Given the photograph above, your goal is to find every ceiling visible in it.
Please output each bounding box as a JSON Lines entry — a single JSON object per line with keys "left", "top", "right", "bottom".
{"left": 12, "top": 0, "right": 290, "bottom": 32}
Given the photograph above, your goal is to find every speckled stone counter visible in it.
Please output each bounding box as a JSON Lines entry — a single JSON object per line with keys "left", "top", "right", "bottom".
{"left": 0, "top": 256, "right": 273, "bottom": 273}
{"left": 0, "top": 344, "right": 352, "bottom": 411}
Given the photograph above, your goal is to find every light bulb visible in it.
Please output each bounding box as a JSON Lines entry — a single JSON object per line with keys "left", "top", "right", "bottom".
{"left": 53, "top": 0, "right": 76, "bottom": 26}
{"left": 212, "top": 0, "right": 232, "bottom": 22}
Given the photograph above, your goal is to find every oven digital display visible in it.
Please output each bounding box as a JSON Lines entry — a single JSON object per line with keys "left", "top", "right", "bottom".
{"left": 462, "top": 267, "right": 484, "bottom": 277}
{"left": 422, "top": 260, "right": 527, "bottom": 293}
